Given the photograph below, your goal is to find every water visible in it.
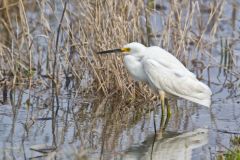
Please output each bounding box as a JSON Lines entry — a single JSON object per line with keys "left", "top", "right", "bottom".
{"left": 1, "top": 0, "right": 240, "bottom": 159}
{"left": 0, "top": 72, "right": 239, "bottom": 159}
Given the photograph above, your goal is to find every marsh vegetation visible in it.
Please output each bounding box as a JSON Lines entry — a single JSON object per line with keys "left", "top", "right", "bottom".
{"left": 0, "top": 0, "right": 240, "bottom": 159}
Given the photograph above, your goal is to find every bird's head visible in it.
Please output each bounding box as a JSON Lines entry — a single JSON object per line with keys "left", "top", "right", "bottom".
{"left": 97, "top": 42, "right": 146, "bottom": 55}
{"left": 122, "top": 42, "right": 146, "bottom": 54}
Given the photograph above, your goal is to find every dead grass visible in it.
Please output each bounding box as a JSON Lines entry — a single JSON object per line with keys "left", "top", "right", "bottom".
{"left": 0, "top": 0, "right": 229, "bottom": 99}
{"left": 1, "top": 1, "right": 239, "bottom": 159}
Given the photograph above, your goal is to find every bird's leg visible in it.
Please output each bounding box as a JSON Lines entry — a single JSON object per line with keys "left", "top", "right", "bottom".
{"left": 159, "top": 91, "right": 165, "bottom": 117}
{"left": 163, "top": 98, "right": 171, "bottom": 130}
{"left": 166, "top": 98, "right": 171, "bottom": 119}
{"left": 159, "top": 91, "right": 166, "bottom": 132}
{"left": 153, "top": 105, "right": 157, "bottom": 135}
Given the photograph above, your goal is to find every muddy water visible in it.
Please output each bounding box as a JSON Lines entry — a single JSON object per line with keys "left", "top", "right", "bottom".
{"left": 1, "top": 1, "right": 240, "bottom": 160}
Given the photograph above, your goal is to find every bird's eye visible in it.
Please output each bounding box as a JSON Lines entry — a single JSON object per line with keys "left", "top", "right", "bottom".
{"left": 121, "top": 48, "right": 131, "bottom": 52}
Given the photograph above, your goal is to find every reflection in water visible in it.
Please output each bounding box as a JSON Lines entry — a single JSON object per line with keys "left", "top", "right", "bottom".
{"left": 1, "top": 0, "right": 240, "bottom": 159}
{"left": 121, "top": 128, "right": 208, "bottom": 160}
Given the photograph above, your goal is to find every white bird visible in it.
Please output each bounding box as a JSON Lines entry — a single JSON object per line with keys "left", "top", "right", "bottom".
{"left": 97, "top": 42, "right": 212, "bottom": 118}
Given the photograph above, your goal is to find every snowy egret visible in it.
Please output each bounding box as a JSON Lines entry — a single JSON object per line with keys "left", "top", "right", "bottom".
{"left": 97, "top": 42, "right": 212, "bottom": 119}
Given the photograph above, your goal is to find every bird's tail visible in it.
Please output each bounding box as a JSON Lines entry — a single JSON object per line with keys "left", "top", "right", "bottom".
{"left": 182, "top": 95, "right": 211, "bottom": 107}
{"left": 177, "top": 81, "right": 212, "bottom": 107}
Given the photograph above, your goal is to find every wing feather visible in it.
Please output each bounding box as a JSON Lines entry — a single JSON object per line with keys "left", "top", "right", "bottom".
{"left": 143, "top": 59, "right": 212, "bottom": 107}
{"left": 145, "top": 47, "right": 196, "bottom": 78}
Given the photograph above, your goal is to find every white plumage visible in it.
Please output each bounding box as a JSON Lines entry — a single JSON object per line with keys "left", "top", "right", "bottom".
{"left": 122, "top": 42, "right": 212, "bottom": 107}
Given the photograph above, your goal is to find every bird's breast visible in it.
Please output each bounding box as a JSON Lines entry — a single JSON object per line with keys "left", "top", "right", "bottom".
{"left": 123, "top": 55, "right": 148, "bottom": 82}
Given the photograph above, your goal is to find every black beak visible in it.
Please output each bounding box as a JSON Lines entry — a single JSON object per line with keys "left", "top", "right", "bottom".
{"left": 96, "top": 48, "right": 122, "bottom": 54}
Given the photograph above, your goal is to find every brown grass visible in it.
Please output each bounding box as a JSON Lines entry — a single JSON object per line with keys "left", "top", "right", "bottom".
{"left": 1, "top": 1, "right": 238, "bottom": 159}
{"left": 0, "top": 0, "right": 228, "bottom": 99}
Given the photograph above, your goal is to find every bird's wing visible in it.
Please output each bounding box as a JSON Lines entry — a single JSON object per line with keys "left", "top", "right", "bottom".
{"left": 146, "top": 47, "right": 196, "bottom": 78}
{"left": 143, "top": 59, "right": 212, "bottom": 107}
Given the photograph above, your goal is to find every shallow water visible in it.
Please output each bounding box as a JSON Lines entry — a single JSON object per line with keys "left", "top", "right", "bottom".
{"left": 0, "top": 66, "right": 240, "bottom": 160}
{"left": 1, "top": 0, "right": 240, "bottom": 160}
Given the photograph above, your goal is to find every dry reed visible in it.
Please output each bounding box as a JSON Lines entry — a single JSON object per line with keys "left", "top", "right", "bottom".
{"left": 0, "top": 0, "right": 228, "bottom": 100}
{"left": 0, "top": 1, "right": 238, "bottom": 159}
